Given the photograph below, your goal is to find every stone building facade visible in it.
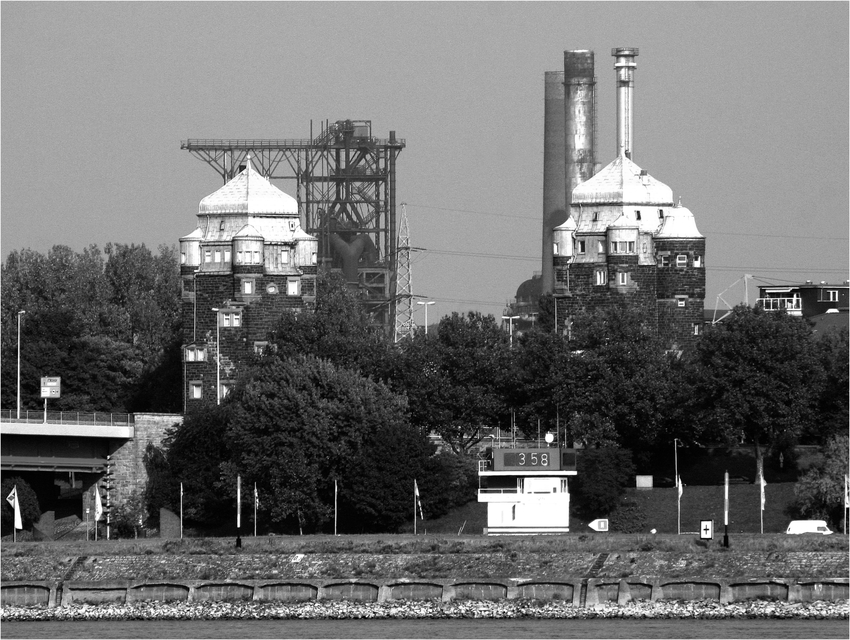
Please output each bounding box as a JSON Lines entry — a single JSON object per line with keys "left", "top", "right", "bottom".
{"left": 179, "top": 159, "right": 318, "bottom": 411}
{"left": 552, "top": 153, "right": 705, "bottom": 351}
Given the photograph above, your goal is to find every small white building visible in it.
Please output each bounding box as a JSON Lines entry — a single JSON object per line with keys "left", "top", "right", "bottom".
{"left": 478, "top": 447, "right": 577, "bottom": 535}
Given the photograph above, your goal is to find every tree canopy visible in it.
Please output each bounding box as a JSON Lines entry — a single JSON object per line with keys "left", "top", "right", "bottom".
{"left": 1, "top": 244, "right": 181, "bottom": 413}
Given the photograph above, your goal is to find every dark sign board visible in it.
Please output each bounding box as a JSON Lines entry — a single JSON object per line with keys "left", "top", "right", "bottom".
{"left": 494, "top": 448, "right": 577, "bottom": 472}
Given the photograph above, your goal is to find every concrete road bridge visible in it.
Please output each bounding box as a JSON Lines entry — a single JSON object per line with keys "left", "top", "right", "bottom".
{"left": 1, "top": 410, "right": 180, "bottom": 539}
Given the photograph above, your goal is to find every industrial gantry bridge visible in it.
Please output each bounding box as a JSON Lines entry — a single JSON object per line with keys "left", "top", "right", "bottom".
{"left": 181, "top": 120, "right": 406, "bottom": 330}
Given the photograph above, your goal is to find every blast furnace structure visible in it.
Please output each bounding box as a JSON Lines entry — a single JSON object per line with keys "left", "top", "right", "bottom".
{"left": 182, "top": 121, "right": 405, "bottom": 330}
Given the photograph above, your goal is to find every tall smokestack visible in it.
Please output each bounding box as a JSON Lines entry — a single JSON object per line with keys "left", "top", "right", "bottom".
{"left": 564, "top": 50, "right": 597, "bottom": 206}
{"left": 612, "top": 47, "right": 638, "bottom": 159}
{"left": 541, "top": 71, "right": 566, "bottom": 295}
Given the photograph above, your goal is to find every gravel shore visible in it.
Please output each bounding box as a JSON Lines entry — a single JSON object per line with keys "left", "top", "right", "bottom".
{"left": 2, "top": 599, "right": 847, "bottom": 622}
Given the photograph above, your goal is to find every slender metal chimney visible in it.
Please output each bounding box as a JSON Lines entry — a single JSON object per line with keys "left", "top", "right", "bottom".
{"left": 541, "top": 70, "right": 566, "bottom": 295}
{"left": 612, "top": 47, "right": 638, "bottom": 159}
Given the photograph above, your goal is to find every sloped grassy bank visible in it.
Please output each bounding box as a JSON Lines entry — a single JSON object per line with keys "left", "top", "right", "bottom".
{"left": 3, "top": 534, "right": 847, "bottom": 621}
{"left": 3, "top": 533, "right": 847, "bottom": 583}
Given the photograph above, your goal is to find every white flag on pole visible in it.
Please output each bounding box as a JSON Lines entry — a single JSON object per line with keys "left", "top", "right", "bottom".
{"left": 6, "top": 486, "right": 22, "bottom": 530}
{"left": 236, "top": 475, "right": 242, "bottom": 529}
{"left": 94, "top": 485, "right": 103, "bottom": 522}
{"left": 677, "top": 475, "right": 683, "bottom": 499}
{"left": 414, "top": 479, "right": 424, "bottom": 520}
{"left": 759, "top": 464, "right": 767, "bottom": 511}
{"left": 254, "top": 483, "right": 259, "bottom": 509}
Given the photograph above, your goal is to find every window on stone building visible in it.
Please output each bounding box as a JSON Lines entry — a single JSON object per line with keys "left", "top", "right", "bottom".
{"left": 253, "top": 250, "right": 261, "bottom": 264}
{"left": 215, "top": 250, "right": 222, "bottom": 263}
{"left": 204, "top": 250, "right": 212, "bottom": 263}
{"left": 658, "top": 209, "right": 664, "bottom": 219}
{"left": 220, "top": 311, "right": 242, "bottom": 327}
{"left": 287, "top": 278, "right": 300, "bottom": 296}
{"left": 254, "top": 341, "right": 269, "bottom": 355}
{"left": 660, "top": 255, "right": 670, "bottom": 267}
{"left": 242, "top": 280, "right": 254, "bottom": 295}
{"left": 677, "top": 298, "right": 686, "bottom": 308}
{"left": 190, "top": 382, "right": 202, "bottom": 400}
{"left": 281, "top": 249, "right": 290, "bottom": 264}
{"left": 628, "top": 241, "right": 635, "bottom": 253}
{"left": 828, "top": 290, "right": 839, "bottom": 302}
{"left": 597, "top": 241, "right": 605, "bottom": 254}
{"left": 595, "top": 269, "right": 607, "bottom": 286}
{"left": 592, "top": 212, "right": 599, "bottom": 221}
{"left": 553, "top": 242, "right": 559, "bottom": 256}
{"left": 311, "top": 252, "right": 318, "bottom": 265}
{"left": 693, "top": 323, "right": 701, "bottom": 336}
{"left": 224, "top": 250, "right": 231, "bottom": 263}
{"left": 185, "top": 346, "right": 206, "bottom": 362}
{"left": 618, "top": 272, "right": 629, "bottom": 286}
{"left": 181, "top": 252, "right": 187, "bottom": 264}
{"left": 289, "top": 220, "right": 297, "bottom": 231}
{"left": 219, "top": 220, "right": 225, "bottom": 232}
{"left": 694, "top": 255, "right": 702, "bottom": 268}
{"left": 676, "top": 254, "right": 687, "bottom": 267}
{"left": 636, "top": 210, "right": 641, "bottom": 220}
{"left": 577, "top": 240, "right": 586, "bottom": 254}
{"left": 266, "top": 283, "right": 279, "bottom": 294}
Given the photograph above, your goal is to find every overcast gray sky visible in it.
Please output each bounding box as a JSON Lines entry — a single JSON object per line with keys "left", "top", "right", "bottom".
{"left": 3, "top": 2, "right": 848, "bottom": 321}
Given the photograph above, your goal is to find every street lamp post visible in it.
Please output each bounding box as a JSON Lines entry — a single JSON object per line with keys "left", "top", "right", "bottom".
{"left": 674, "top": 438, "right": 681, "bottom": 535}
{"left": 17, "top": 310, "right": 25, "bottom": 419}
{"left": 417, "top": 301, "right": 435, "bottom": 334}
{"left": 211, "top": 308, "right": 221, "bottom": 405}
{"left": 501, "top": 315, "right": 520, "bottom": 347}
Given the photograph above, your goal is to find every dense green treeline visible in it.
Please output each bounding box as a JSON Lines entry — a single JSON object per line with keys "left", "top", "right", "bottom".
{"left": 2, "top": 246, "right": 847, "bottom": 533}
{"left": 1, "top": 244, "right": 182, "bottom": 413}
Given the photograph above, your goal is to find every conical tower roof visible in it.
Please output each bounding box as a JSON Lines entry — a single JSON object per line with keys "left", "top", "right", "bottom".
{"left": 199, "top": 157, "right": 298, "bottom": 216}
{"left": 656, "top": 198, "right": 703, "bottom": 238}
{"left": 572, "top": 154, "right": 673, "bottom": 206}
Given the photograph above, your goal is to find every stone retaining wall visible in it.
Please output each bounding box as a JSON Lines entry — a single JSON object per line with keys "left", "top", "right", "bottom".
{"left": 3, "top": 577, "right": 847, "bottom": 608}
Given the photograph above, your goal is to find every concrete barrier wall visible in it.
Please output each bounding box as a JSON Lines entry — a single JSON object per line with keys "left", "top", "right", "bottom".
{"left": 2, "top": 577, "right": 847, "bottom": 608}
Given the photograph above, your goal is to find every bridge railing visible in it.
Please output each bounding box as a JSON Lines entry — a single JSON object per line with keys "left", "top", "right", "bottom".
{"left": 0, "top": 410, "right": 134, "bottom": 426}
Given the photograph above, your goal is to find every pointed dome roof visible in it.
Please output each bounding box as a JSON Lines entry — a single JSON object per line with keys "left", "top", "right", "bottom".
{"left": 656, "top": 199, "right": 703, "bottom": 238}
{"left": 609, "top": 212, "right": 638, "bottom": 229}
{"left": 554, "top": 216, "right": 577, "bottom": 231}
{"left": 572, "top": 154, "right": 673, "bottom": 206}
{"left": 180, "top": 227, "right": 203, "bottom": 242}
{"left": 234, "top": 223, "right": 263, "bottom": 238}
{"left": 199, "top": 158, "right": 298, "bottom": 216}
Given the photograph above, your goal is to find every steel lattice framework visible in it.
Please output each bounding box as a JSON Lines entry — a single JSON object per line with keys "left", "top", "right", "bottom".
{"left": 393, "top": 203, "right": 416, "bottom": 343}
{"left": 181, "top": 120, "right": 405, "bottom": 329}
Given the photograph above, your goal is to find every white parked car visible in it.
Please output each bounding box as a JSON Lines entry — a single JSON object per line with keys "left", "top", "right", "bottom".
{"left": 785, "top": 520, "right": 833, "bottom": 535}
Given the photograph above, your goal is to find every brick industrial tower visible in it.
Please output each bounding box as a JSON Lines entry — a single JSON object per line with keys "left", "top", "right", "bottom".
{"left": 179, "top": 158, "right": 318, "bottom": 411}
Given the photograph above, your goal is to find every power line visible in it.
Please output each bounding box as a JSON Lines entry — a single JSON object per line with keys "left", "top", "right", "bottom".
{"left": 404, "top": 202, "right": 848, "bottom": 241}
{"left": 419, "top": 247, "right": 847, "bottom": 274}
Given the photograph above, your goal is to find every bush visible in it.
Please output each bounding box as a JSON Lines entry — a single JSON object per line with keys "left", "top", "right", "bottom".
{"left": 1, "top": 477, "right": 40, "bottom": 535}
{"left": 571, "top": 448, "right": 635, "bottom": 518}
{"left": 110, "top": 490, "right": 146, "bottom": 539}
{"left": 610, "top": 499, "right": 648, "bottom": 534}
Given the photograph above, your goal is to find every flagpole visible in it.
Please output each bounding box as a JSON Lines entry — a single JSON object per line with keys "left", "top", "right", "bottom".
{"left": 334, "top": 479, "right": 338, "bottom": 537}
{"left": 236, "top": 475, "right": 242, "bottom": 549}
{"left": 413, "top": 480, "right": 417, "bottom": 536}
{"left": 254, "top": 483, "right": 257, "bottom": 538}
{"left": 759, "top": 460, "right": 765, "bottom": 535}
{"left": 723, "top": 471, "right": 729, "bottom": 548}
{"left": 180, "top": 482, "right": 183, "bottom": 540}
{"left": 676, "top": 475, "right": 682, "bottom": 535}
{"left": 12, "top": 485, "right": 16, "bottom": 543}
